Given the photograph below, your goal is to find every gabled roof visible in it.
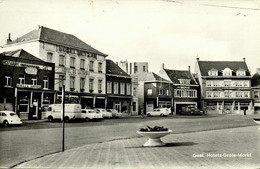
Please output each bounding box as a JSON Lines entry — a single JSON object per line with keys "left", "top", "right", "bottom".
{"left": 135, "top": 72, "right": 170, "bottom": 82}
{"left": 251, "top": 73, "right": 260, "bottom": 87}
{"left": 197, "top": 61, "right": 250, "bottom": 76}
{"left": 106, "top": 59, "right": 130, "bottom": 77}
{"left": 7, "top": 26, "right": 107, "bottom": 56}
{"left": 164, "top": 69, "right": 197, "bottom": 85}
{"left": 1, "top": 49, "right": 44, "bottom": 62}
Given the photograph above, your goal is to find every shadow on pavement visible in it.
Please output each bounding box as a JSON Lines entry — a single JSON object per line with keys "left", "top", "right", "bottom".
{"left": 125, "top": 142, "right": 197, "bottom": 148}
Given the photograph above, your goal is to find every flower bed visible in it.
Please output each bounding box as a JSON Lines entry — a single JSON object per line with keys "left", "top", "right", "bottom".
{"left": 139, "top": 125, "right": 168, "bottom": 132}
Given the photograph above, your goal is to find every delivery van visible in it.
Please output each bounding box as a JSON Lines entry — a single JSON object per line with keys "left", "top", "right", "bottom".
{"left": 45, "top": 104, "right": 82, "bottom": 122}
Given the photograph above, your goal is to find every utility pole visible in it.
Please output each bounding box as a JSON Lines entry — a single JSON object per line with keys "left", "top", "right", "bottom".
{"left": 62, "top": 84, "right": 65, "bottom": 152}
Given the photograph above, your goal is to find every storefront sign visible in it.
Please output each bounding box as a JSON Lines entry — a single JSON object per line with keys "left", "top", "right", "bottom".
{"left": 25, "top": 67, "right": 38, "bottom": 75}
{"left": 178, "top": 86, "right": 190, "bottom": 89}
{"left": 17, "top": 84, "right": 41, "bottom": 89}
{"left": 3, "top": 60, "right": 52, "bottom": 71}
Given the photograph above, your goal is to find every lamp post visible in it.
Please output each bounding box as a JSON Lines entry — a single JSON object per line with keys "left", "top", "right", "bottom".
{"left": 61, "top": 84, "right": 65, "bottom": 152}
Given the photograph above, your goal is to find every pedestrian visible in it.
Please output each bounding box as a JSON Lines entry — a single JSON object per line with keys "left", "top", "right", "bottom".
{"left": 244, "top": 109, "right": 246, "bottom": 116}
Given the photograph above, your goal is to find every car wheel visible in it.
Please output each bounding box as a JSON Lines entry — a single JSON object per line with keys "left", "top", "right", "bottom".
{"left": 64, "top": 117, "right": 69, "bottom": 123}
{"left": 160, "top": 113, "right": 164, "bottom": 117}
{"left": 85, "top": 118, "right": 90, "bottom": 121}
{"left": 147, "top": 113, "right": 151, "bottom": 117}
{"left": 3, "top": 120, "right": 9, "bottom": 127}
{"left": 48, "top": 116, "right": 54, "bottom": 122}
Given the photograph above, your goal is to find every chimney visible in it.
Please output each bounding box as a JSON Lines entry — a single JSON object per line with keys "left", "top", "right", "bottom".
{"left": 6, "top": 33, "right": 12, "bottom": 44}
{"left": 161, "top": 63, "right": 164, "bottom": 69}
{"left": 243, "top": 58, "right": 246, "bottom": 62}
{"left": 188, "top": 66, "right": 190, "bottom": 72}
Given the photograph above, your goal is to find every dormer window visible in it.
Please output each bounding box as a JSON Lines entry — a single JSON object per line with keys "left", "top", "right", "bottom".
{"left": 223, "top": 67, "right": 232, "bottom": 76}
{"left": 178, "top": 79, "right": 190, "bottom": 84}
{"left": 236, "top": 69, "right": 246, "bottom": 76}
{"left": 208, "top": 69, "right": 218, "bottom": 76}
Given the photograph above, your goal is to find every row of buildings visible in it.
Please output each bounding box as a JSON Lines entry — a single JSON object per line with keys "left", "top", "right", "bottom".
{"left": 0, "top": 26, "right": 259, "bottom": 120}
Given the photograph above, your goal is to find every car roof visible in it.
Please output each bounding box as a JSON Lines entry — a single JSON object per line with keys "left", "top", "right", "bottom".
{"left": 0, "top": 110, "right": 15, "bottom": 114}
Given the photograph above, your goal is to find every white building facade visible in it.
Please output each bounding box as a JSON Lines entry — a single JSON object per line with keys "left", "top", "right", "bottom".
{"left": 1, "top": 26, "right": 107, "bottom": 108}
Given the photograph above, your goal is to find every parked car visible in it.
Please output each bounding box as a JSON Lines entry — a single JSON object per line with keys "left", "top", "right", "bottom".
{"left": 94, "top": 108, "right": 112, "bottom": 118}
{"left": 0, "top": 111, "right": 22, "bottom": 126}
{"left": 147, "top": 108, "right": 170, "bottom": 117}
{"left": 190, "top": 108, "right": 204, "bottom": 115}
{"left": 45, "top": 104, "right": 82, "bottom": 122}
{"left": 81, "top": 109, "right": 103, "bottom": 120}
{"left": 107, "top": 109, "right": 122, "bottom": 118}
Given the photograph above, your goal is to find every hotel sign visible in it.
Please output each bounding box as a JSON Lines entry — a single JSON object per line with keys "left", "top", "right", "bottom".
{"left": 3, "top": 60, "right": 52, "bottom": 71}
{"left": 17, "top": 84, "right": 41, "bottom": 89}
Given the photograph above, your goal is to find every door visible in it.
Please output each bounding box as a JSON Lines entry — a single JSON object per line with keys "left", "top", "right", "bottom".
{"left": 115, "top": 102, "right": 121, "bottom": 112}
{"left": 32, "top": 99, "right": 39, "bottom": 118}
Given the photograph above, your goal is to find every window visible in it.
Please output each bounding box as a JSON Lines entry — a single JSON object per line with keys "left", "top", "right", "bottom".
{"left": 89, "top": 61, "right": 94, "bottom": 71}
{"left": 43, "top": 76, "right": 49, "bottom": 89}
{"left": 244, "top": 92, "right": 249, "bottom": 98}
{"left": 70, "top": 57, "right": 75, "bottom": 68}
{"left": 126, "top": 83, "right": 131, "bottom": 95}
{"left": 70, "top": 76, "right": 75, "bottom": 89}
{"left": 120, "top": 83, "right": 125, "bottom": 94}
{"left": 159, "top": 89, "right": 166, "bottom": 95}
{"left": 147, "top": 89, "right": 152, "bottom": 95}
{"left": 98, "top": 62, "right": 102, "bottom": 73}
{"left": 223, "top": 68, "right": 232, "bottom": 76}
{"left": 32, "top": 76, "right": 37, "bottom": 85}
{"left": 243, "top": 81, "right": 248, "bottom": 87}
{"left": 236, "top": 92, "right": 242, "bottom": 98}
{"left": 254, "top": 91, "right": 259, "bottom": 99}
{"left": 134, "top": 65, "right": 138, "bottom": 72}
{"left": 59, "top": 55, "right": 65, "bottom": 66}
{"left": 133, "top": 87, "right": 137, "bottom": 96}
{"left": 175, "top": 89, "right": 197, "bottom": 98}
{"left": 178, "top": 79, "right": 190, "bottom": 84}
{"left": 80, "top": 78, "right": 85, "bottom": 90}
{"left": 89, "top": 79, "right": 94, "bottom": 91}
{"left": 19, "top": 74, "right": 25, "bottom": 84}
{"left": 207, "top": 92, "right": 212, "bottom": 98}
{"left": 236, "top": 70, "right": 246, "bottom": 76}
{"left": 80, "top": 59, "right": 85, "bottom": 70}
{"left": 47, "top": 53, "right": 53, "bottom": 62}
{"left": 107, "top": 81, "right": 112, "bottom": 94}
{"left": 5, "top": 72, "right": 12, "bottom": 86}
{"left": 224, "top": 81, "right": 231, "bottom": 87}
{"left": 114, "top": 82, "right": 118, "bottom": 94}
{"left": 208, "top": 70, "right": 218, "bottom": 76}
{"left": 224, "top": 91, "right": 232, "bottom": 98}
{"left": 98, "top": 80, "right": 102, "bottom": 91}
{"left": 213, "top": 92, "right": 220, "bottom": 98}
{"left": 143, "top": 65, "right": 146, "bottom": 72}
{"left": 59, "top": 75, "right": 65, "bottom": 89}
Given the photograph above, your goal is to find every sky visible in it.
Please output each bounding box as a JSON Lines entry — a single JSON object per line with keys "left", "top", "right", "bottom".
{"left": 0, "top": 0, "right": 260, "bottom": 74}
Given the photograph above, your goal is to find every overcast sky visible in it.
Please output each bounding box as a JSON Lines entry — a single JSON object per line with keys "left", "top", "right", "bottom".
{"left": 0, "top": 0, "right": 259, "bottom": 74}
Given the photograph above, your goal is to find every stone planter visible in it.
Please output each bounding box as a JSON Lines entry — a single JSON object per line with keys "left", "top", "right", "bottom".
{"left": 253, "top": 118, "right": 260, "bottom": 125}
{"left": 137, "top": 130, "right": 172, "bottom": 147}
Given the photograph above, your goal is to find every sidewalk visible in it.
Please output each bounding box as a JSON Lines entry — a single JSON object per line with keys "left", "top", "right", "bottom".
{"left": 14, "top": 126, "right": 260, "bottom": 169}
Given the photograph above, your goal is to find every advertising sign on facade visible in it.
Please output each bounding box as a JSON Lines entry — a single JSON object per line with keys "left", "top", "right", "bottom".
{"left": 25, "top": 67, "right": 38, "bottom": 75}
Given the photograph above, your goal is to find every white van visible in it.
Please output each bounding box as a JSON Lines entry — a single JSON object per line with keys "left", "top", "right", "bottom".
{"left": 45, "top": 104, "right": 82, "bottom": 122}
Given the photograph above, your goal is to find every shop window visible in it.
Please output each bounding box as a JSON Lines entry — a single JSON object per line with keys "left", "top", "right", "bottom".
{"left": 47, "top": 52, "right": 53, "bottom": 62}
{"left": 19, "top": 74, "right": 25, "bottom": 84}
{"left": 89, "top": 61, "right": 94, "bottom": 71}
{"left": 59, "top": 55, "right": 65, "bottom": 67}
{"left": 70, "top": 57, "right": 75, "bottom": 69}
{"left": 80, "top": 59, "right": 85, "bottom": 70}
{"left": 43, "top": 76, "right": 49, "bottom": 89}
{"left": 4, "top": 72, "right": 12, "bottom": 86}
{"left": 147, "top": 89, "right": 152, "bottom": 95}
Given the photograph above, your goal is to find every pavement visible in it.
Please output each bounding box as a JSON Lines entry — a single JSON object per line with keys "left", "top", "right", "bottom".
{"left": 13, "top": 125, "right": 260, "bottom": 169}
